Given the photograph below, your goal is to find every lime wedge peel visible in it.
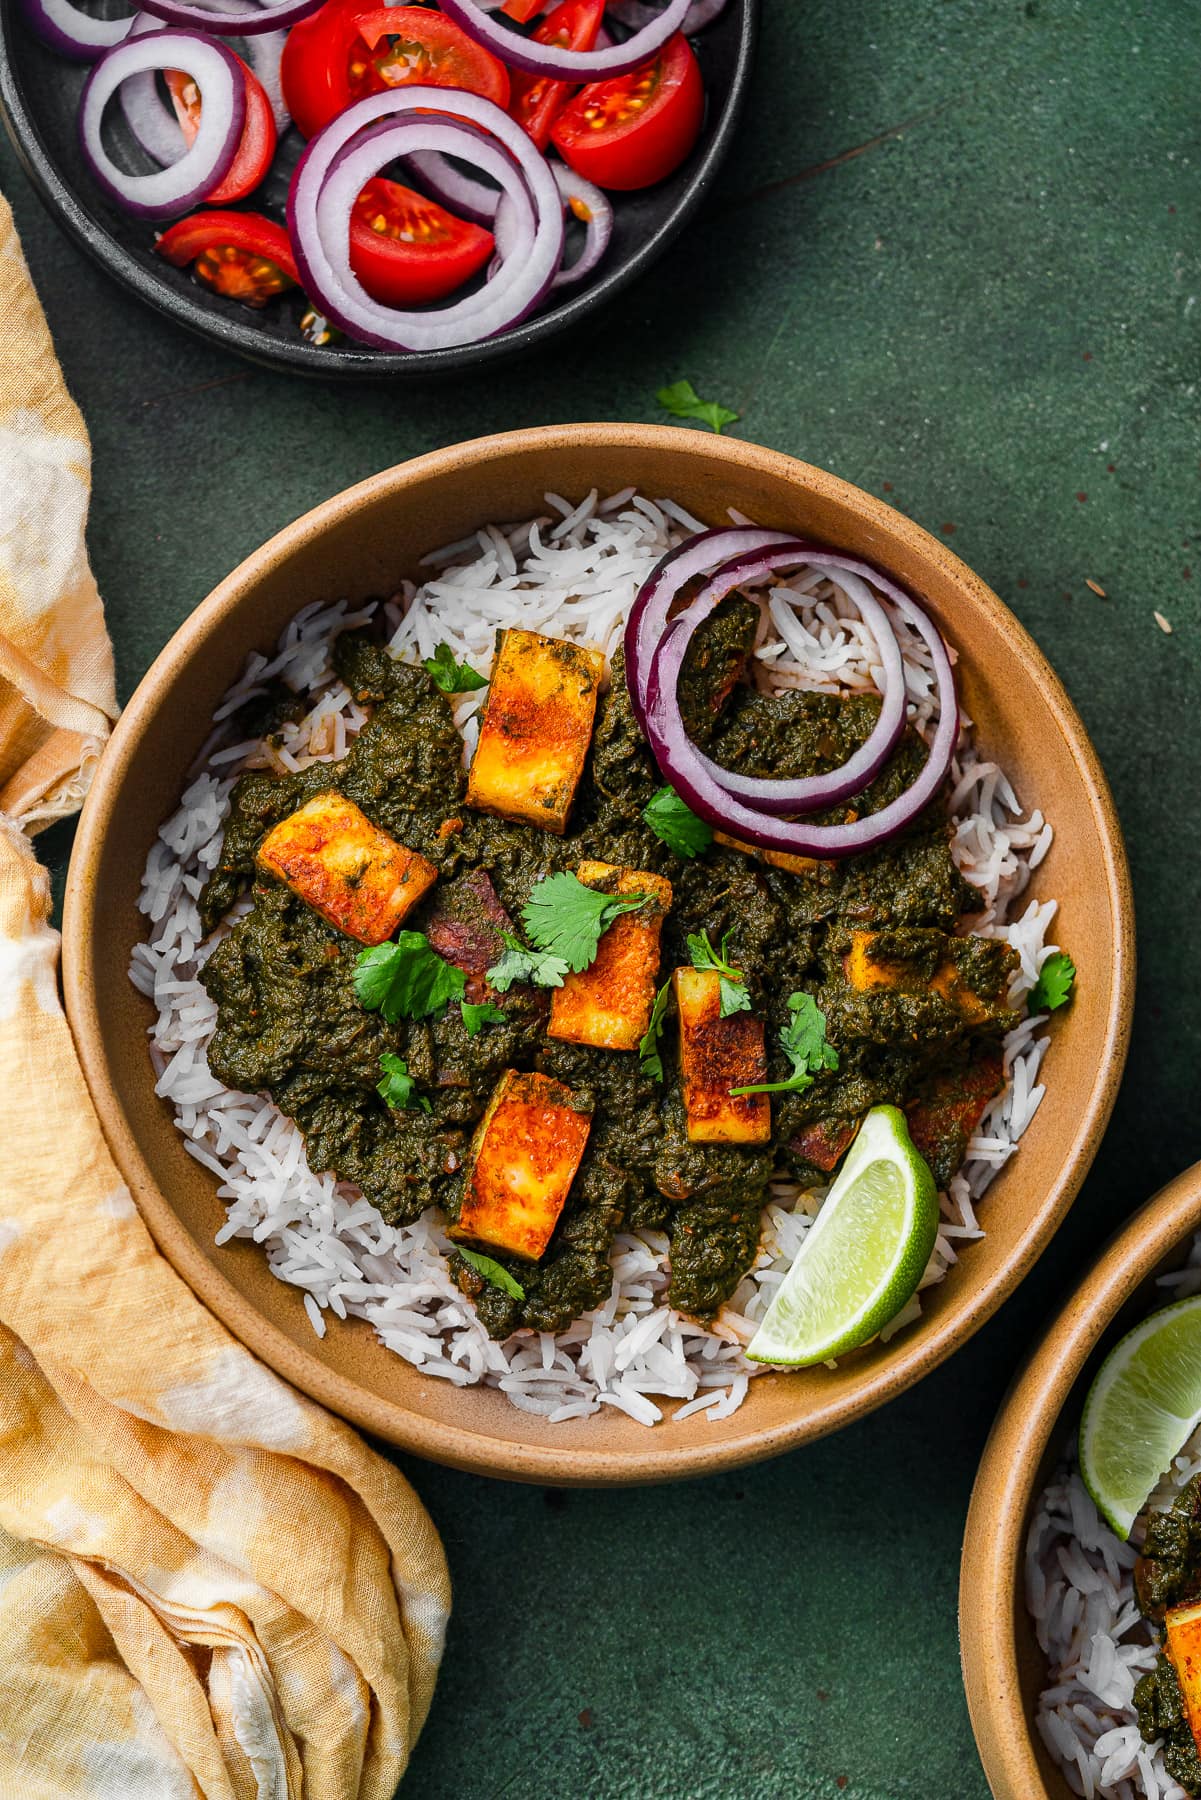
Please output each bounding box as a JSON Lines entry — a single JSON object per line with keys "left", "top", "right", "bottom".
{"left": 746, "top": 1104, "right": 940, "bottom": 1369}
{"left": 1079, "top": 1295, "right": 1201, "bottom": 1540}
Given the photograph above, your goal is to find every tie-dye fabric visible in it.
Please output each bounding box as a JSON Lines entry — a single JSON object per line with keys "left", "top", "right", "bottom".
{"left": 0, "top": 194, "right": 451, "bottom": 1799}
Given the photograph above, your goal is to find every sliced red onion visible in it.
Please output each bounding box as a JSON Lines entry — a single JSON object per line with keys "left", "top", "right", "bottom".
{"left": 650, "top": 547, "right": 907, "bottom": 813}
{"left": 609, "top": 0, "right": 727, "bottom": 28}
{"left": 641, "top": 563, "right": 959, "bottom": 859}
{"left": 624, "top": 527, "right": 804, "bottom": 734}
{"left": 119, "top": 4, "right": 288, "bottom": 161}
{"left": 440, "top": 0, "right": 690, "bottom": 78}
{"left": 549, "top": 162, "right": 613, "bottom": 288}
{"left": 18, "top": 0, "right": 133, "bottom": 61}
{"left": 404, "top": 149, "right": 500, "bottom": 226}
{"left": 79, "top": 29, "right": 245, "bottom": 218}
{"left": 289, "top": 89, "right": 564, "bottom": 351}
{"left": 136, "top": 0, "right": 321, "bottom": 34}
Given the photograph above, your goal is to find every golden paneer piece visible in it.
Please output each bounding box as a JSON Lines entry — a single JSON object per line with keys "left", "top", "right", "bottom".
{"left": 450, "top": 1070, "right": 592, "bottom": 1263}
{"left": 713, "top": 830, "right": 825, "bottom": 878}
{"left": 466, "top": 629, "right": 605, "bottom": 834}
{"left": 548, "top": 861, "right": 673, "bottom": 1052}
{"left": 257, "top": 791, "right": 436, "bottom": 945}
{"left": 843, "top": 928, "right": 1013, "bottom": 1028}
{"left": 1166, "top": 1601, "right": 1201, "bottom": 1754}
{"left": 672, "top": 967, "right": 771, "bottom": 1146}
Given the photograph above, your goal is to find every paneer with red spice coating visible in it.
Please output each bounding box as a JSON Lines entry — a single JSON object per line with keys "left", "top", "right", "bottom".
{"left": 672, "top": 967, "right": 772, "bottom": 1146}
{"left": 449, "top": 1070, "right": 592, "bottom": 1262}
{"left": 256, "top": 790, "right": 437, "bottom": 944}
{"left": 548, "top": 860, "right": 672, "bottom": 1052}
{"left": 465, "top": 628, "right": 604, "bottom": 833}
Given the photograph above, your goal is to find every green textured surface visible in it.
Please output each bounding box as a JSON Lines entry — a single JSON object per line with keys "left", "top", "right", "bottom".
{"left": 3, "top": 0, "right": 1199, "bottom": 1794}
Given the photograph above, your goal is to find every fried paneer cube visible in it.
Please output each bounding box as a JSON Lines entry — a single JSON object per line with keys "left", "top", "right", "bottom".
{"left": 1166, "top": 1602, "right": 1201, "bottom": 1758}
{"left": 548, "top": 861, "right": 673, "bottom": 1052}
{"left": 465, "top": 629, "right": 604, "bottom": 834}
{"left": 256, "top": 791, "right": 436, "bottom": 945}
{"left": 449, "top": 1070, "right": 592, "bottom": 1262}
{"left": 842, "top": 928, "right": 1016, "bottom": 1029}
{"left": 672, "top": 967, "right": 771, "bottom": 1146}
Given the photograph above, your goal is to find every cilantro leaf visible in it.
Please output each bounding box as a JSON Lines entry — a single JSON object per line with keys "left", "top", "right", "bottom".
{"left": 457, "top": 1246, "right": 526, "bottom": 1301}
{"left": 657, "top": 378, "right": 740, "bottom": 436}
{"left": 461, "top": 1000, "right": 507, "bottom": 1037}
{"left": 377, "top": 1052, "right": 431, "bottom": 1113}
{"left": 639, "top": 980, "right": 673, "bottom": 1081}
{"left": 423, "top": 642, "right": 489, "bottom": 694}
{"left": 687, "top": 927, "right": 751, "bottom": 1018}
{"left": 731, "top": 992, "right": 839, "bottom": 1097}
{"left": 486, "top": 931, "right": 569, "bottom": 994}
{"left": 1028, "top": 950, "right": 1076, "bottom": 1014}
{"left": 643, "top": 785, "right": 714, "bottom": 859}
{"left": 521, "top": 872, "right": 649, "bottom": 975}
{"left": 354, "top": 932, "right": 467, "bottom": 1023}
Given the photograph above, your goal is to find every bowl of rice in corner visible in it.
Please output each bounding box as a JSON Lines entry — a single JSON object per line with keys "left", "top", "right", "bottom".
{"left": 961, "top": 1163, "right": 1201, "bottom": 1800}
{"left": 62, "top": 422, "right": 1135, "bottom": 1487}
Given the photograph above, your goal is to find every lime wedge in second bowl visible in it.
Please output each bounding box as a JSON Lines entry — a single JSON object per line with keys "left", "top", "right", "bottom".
{"left": 747, "top": 1104, "right": 939, "bottom": 1368}
{"left": 1079, "top": 1296, "right": 1201, "bottom": 1539}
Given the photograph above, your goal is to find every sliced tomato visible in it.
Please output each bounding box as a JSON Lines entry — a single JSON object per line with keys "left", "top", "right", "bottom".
{"left": 156, "top": 211, "right": 300, "bottom": 307}
{"left": 349, "top": 176, "right": 494, "bottom": 305}
{"left": 550, "top": 31, "right": 704, "bottom": 191}
{"left": 508, "top": 0, "right": 604, "bottom": 151}
{"left": 283, "top": 2, "right": 510, "bottom": 139}
{"left": 164, "top": 56, "right": 277, "bottom": 205}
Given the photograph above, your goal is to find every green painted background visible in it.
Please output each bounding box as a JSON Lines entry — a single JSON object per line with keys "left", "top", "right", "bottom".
{"left": 3, "top": 0, "right": 1198, "bottom": 1793}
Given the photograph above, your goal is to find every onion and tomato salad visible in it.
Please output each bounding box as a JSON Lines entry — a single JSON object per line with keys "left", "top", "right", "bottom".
{"left": 23, "top": 0, "right": 730, "bottom": 352}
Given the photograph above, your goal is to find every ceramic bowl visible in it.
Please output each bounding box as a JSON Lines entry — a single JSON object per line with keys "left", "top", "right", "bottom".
{"left": 63, "top": 422, "right": 1135, "bottom": 1485}
{"left": 0, "top": 0, "right": 757, "bottom": 376}
{"left": 960, "top": 1165, "right": 1201, "bottom": 1798}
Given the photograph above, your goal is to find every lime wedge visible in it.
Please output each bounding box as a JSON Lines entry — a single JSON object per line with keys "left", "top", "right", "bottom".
{"left": 746, "top": 1105, "right": 939, "bottom": 1367}
{"left": 1079, "top": 1296, "right": 1201, "bottom": 1539}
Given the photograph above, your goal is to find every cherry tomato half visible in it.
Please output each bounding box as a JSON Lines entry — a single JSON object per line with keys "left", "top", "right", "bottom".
{"left": 500, "top": 0, "right": 544, "bottom": 20}
{"left": 508, "top": 0, "right": 604, "bottom": 151}
{"left": 550, "top": 31, "right": 703, "bottom": 191}
{"left": 156, "top": 211, "right": 300, "bottom": 307}
{"left": 164, "top": 56, "right": 277, "bottom": 205}
{"left": 282, "top": 2, "right": 509, "bottom": 140}
{"left": 349, "top": 177, "right": 495, "bottom": 305}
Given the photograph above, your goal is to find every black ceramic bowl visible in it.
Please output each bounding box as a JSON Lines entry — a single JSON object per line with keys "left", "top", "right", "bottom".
{"left": 0, "top": 0, "right": 757, "bottom": 375}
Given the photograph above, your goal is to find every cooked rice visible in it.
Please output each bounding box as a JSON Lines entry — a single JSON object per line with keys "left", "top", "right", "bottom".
{"left": 1027, "top": 1240, "right": 1201, "bottom": 1800}
{"left": 131, "top": 489, "right": 1060, "bottom": 1425}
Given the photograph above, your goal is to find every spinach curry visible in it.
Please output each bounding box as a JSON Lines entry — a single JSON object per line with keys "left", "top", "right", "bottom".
{"left": 199, "top": 602, "right": 1017, "bottom": 1339}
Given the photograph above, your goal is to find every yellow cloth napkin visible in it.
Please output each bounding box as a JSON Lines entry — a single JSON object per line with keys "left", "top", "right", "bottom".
{"left": 0, "top": 193, "right": 451, "bottom": 1799}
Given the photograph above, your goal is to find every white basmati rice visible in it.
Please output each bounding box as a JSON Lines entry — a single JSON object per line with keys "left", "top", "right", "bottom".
{"left": 1027, "top": 1243, "right": 1201, "bottom": 1799}
{"left": 132, "top": 490, "right": 1060, "bottom": 1426}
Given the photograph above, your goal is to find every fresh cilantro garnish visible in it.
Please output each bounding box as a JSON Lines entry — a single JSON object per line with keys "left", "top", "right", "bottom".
{"left": 643, "top": 785, "right": 714, "bottom": 859}
{"left": 657, "top": 378, "right": 740, "bottom": 436}
{"left": 688, "top": 928, "right": 751, "bottom": 1018}
{"left": 521, "top": 872, "right": 649, "bottom": 975}
{"left": 377, "top": 1052, "right": 431, "bottom": 1113}
{"left": 354, "top": 932, "right": 467, "bottom": 1022}
{"left": 731, "top": 992, "right": 839, "bottom": 1097}
{"left": 639, "top": 980, "right": 673, "bottom": 1081}
{"left": 423, "top": 642, "right": 489, "bottom": 694}
{"left": 458, "top": 1246, "right": 525, "bottom": 1301}
{"left": 461, "top": 1000, "right": 507, "bottom": 1037}
{"left": 1028, "top": 951, "right": 1076, "bottom": 1014}
{"left": 486, "top": 930, "right": 569, "bottom": 994}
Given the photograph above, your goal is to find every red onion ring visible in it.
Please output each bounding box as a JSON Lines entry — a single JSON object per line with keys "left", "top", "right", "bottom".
{"left": 18, "top": 0, "right": 133, "bottom": 61}
{"left": 119, "top": 4, "right": 289, "bottom": 161}
{"left": 650, "top": 546, "right": 907, "bottom": 813}
{"left": 624, "top": 527, "right": 804, "bottom": 735}
{"left": 79, "top": 29, "right": 245, "bottom": 218}
{"left": 135, "top": 0, "right": 321, "bottom": 35}
{"left": 608, "top": 0, "right": 727, "bottom": 28}
{"left": 404, "top": 149, "right": 500, "bottom": 226}
{"left": 439, "top": 0, "right": 690, "bottom": 79}
{"left": 492, "top": 161, "right": 614, "bottom": 289}
{"left": 640, "top": 563, "right": 959, "bottom": 859}
{"left": 288, "top": 90, "right": 564, "bottom": 351}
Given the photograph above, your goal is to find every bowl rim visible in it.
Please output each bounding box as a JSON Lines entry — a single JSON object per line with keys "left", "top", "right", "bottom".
{"left": 0, "top": 0, "right": 758, "bottom": 378}
{"left": 62, "top": 421, "right": 1137, "bottom": 1484}
{"left": 959, "top": 1162, "right": 1201, "bottom": 1800}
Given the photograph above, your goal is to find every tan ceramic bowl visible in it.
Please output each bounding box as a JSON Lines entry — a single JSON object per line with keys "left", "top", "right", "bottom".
{"left": 64, "top": 423, "right": 1135, "bottom": 1486}
{"left": 961, "top": 1165, "right": 1201, "bottom": 1797}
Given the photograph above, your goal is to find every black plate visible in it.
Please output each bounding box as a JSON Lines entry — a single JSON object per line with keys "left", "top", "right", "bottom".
{"left": 0, "top": 1, "right": 757, "bottom": 376}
